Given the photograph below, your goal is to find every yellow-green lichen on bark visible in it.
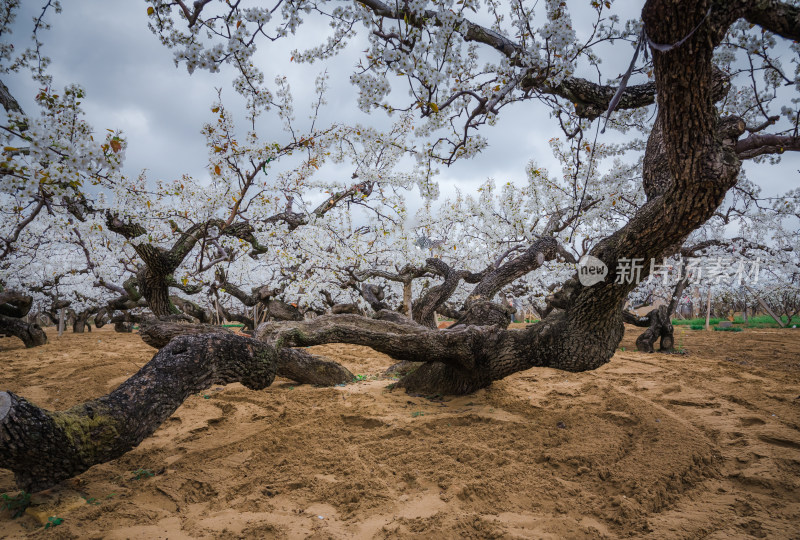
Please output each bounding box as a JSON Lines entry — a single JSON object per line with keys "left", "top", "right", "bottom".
{"left": 47, "top": 403, "right": 120, "bottom": 461}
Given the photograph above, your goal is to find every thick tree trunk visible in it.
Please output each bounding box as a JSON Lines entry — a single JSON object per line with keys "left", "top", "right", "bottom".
{"left": 451, "top": 300, "right": 513, "bottom": 329}
{"left": 0, "top": 333, "right": 276, "bottom": 492}
{"left": 142, "top": 320, "right": 354, "bottom": 386}
{"left": 360, "top": 283, "right": 390, "bottom": 312}
{"left": 0, "top": 313, "right": 47, "bottom": 348}
{"left": 255, "top": 314, "right": 581, "bottom": 395}
{"left": 137, "top": 267, "right": 177, "bottom": 318}
{"left": 71, "top": 311, "right": 92, "bottom": 333}
{"left": 94, "top": 308, "right": 110, "bottom": 328}
{"left": 0, "top": 291, "right": 33, "bottom": 318}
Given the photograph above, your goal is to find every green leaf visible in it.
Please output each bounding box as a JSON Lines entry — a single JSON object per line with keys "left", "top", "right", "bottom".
{"left": 44, "top": 516, "right": 64, "bottom": 529}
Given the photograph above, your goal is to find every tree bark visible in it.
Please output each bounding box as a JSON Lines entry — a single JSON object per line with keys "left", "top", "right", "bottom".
{"left": 171, "top": 296, "right": 211, "bottom": 324}
{"left": 0, "top": 290, "right": 33, "bottom": 318}
{"left": 265, "top": 299, "right": 303, "bottom": 321}
{"left": 255, "top": 314, "right": 544, "bottom": 395}
{"left": 402, "top": 281, "right": 413, "bottom": 318}
{"left": 0, "top": 333, "right": 277, "bottom": 492}
{"left": 141, "top": 320, "right": 354, "bottom": 386}
{"left": 0, "top": 313, "right": 47, "bottom": 348}
{"left": 71, "top": 311, "right": 92, "bottom": 333}
{"left": 138, "top": 267, "right": 178, "bottom": 318}
{"left": 114, "top": 321, "right": 134, "bottom": 333}
{"left": 411, "top": 259, "right": 484, "bottom": 328}
{"left": 622, "top": 306, "right": 674, "bottom": 353}
{"left": 277, "top": 348, "right": 354, "bottom": 386}
{"left": 138, "top": 320, "right": 234, "bottom": 348}
{"left": 359, "top": 283, "right": 390, "bottom": 312}
{"left": 331, "top": 303, "right": 361, "bottom": 315}
{"left": 466, "top": 237, "right": 559, "bottom": 303}
{"left": 72, "top": 318, "right": 87, "bottom": 333}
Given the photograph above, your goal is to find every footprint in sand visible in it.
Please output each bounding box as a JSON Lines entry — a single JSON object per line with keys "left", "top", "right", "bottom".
{"left": 341, "top": 414, "right": 388, "bottom": 429}
{"left": 757, "top": 435, "right": 800, "bottom": 450}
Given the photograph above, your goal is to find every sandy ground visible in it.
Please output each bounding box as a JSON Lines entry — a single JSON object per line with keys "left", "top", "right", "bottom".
{"left": 0, "top": 324, "right": 798, "bottom": 539}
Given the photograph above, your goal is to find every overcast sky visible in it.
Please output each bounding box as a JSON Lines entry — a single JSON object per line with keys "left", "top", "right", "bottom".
{"left": 6, "top": 0, "right": 799, "bottom": 219}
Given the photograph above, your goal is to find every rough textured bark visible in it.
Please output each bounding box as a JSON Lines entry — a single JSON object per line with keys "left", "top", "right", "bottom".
{"left": 142, "top": 320, "right": 354, "bottom": 386}
{"left": 0, "top": 313, "right": 47, "bottom": 348}
{"left": 137, "top": 265, "right": 178, "bottom": 318}
{"left": 451, "top": 300, "right": 513, "bottom": 329}
{"left": 171, "top": 296, "right": 211, "bottom": 324}
{"left": 72, "top": 317, "right": 89, "bottom": 334}
{"left": 114, "top": 321, "right": 134, "bottom": 333}
{"left": 138, "top": 320, "right": 234, "bottom": 348}
{"left": 623, "top": 306, "right": 674, "bottom": 353}
{"left": 0, "top": 333, "right": 277, "bottom": 492}
{"left": 255, "top": 314, "right": 520, "bottom": 394}
{"left": 106, "top": 214, "right": 268, "bottom": 317}
{"left": 412, "top": 259, "right": 484, "bottom": 328}
{"left": 0, "top": 290, "right": 32, "bottom": 318}
{"left": 277, "top": 348, "right": 355, "bottom": 386}
{"left": 71, "top": 310, "right": 92, "bottom": 334}
{"left": 359, "top": 283, "right": 391, "bottom": 312}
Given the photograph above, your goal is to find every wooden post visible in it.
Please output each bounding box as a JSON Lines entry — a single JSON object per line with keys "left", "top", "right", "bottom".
{"left": 403, "top": 281, "right": 413, "bottom": 320}
{"left": 704, "top": 288, "right": 712, "bottom": 331}
{"left": 58, "top": 308, "right": 65, "bottom": 337}
{"left": 745, "top": 286, "right": 786, "bottom": 327}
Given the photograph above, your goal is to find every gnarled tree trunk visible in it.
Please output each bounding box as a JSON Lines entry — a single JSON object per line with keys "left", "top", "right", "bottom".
{"left": 114, "top": 321, "right": 134, "bottom": 333}
{"left": 623, "top": 306, "right": 675, "bottom": 353}
{"left": 0, "top": 313, "right": 47, "bottom": 348}
{"left": 138, "top": 320, "right": 233, "bottom": 348}
{"left": 0, "top": 333, "right": 276, "bottom": 492}
{"left": 137, "top": 266, "right": 177, "bottom": 318}
{"left": 0, "top": 291, "right": 47, "bottom": 347}
{"left": 71, "top": 310, "right": 93, "bottom": 333}
{"left": 0, "top": 290, "right": 33, "bottom": 319}
{"left": 142, "top": 320, "right": 354, "bottom": 386}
